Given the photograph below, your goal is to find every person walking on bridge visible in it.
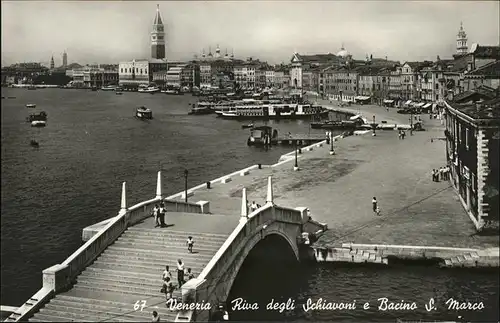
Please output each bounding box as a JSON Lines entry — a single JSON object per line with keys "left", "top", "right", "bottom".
{"left": 177, "top": 259, "right": 185, "bottom": 288}
{"left": 372, "top": 197, "right": 378, "bottom": 214}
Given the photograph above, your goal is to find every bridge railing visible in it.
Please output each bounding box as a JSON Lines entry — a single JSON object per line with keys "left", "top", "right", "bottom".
{"left": 9, "top": 194, "right": 207, "bottom": 322}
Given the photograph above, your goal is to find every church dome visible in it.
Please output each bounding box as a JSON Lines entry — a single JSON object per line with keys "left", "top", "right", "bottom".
{"left": 337, "top": 46, "right": 349, "bottom": 58}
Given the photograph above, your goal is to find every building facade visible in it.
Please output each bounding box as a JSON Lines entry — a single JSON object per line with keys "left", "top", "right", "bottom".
{"left": 444, "top": 93, "right": 499, "bottom": 231}
{"left": 151, "top": 5, "right": 166, "bottom": 60}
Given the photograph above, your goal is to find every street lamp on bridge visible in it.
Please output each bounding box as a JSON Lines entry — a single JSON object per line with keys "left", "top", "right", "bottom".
{"left": 184, "top": 169, "right": 189, "bottom": 203}
{"left": 294, "top": 140, "right": 299, "bottom": 171}
{"left": 372, "top": 115, "right": 376, "bottom": 136}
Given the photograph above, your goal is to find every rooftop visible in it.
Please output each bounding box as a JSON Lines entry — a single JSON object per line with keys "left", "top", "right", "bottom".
{"left": 471, "top": 44, "right": 500, "bottom": 59}
{"left": 466, "top": 61, "right": 500, "bottom": 78}
{"left": 448, "top": 86, "right": 500, "bottom": 120}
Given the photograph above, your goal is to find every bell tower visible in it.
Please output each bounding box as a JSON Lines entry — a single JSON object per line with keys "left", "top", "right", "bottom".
{"left": 456, "top": 22, "right": 468, "bottom": 55}
{"left": 151, "top": 4, "right": 166, "bottom": 60}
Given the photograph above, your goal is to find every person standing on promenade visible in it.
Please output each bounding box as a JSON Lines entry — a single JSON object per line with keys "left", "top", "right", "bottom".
{"left": 152, "top": 204, "right": 160, "bottom": 228}
{"left": 431, "top": 169, "right": 436, "bottom": 182}
{"left": 445, "top": 165, "right": 450, "bottom": 180}
{"left": 439, "top": 167, "right": 445, "bottom": 181}
{"left": 162, "top": 276, "right": 174, "bottom": 303}
{"left": 177, "top": 259, "right": 185, "bottom": 288}
{"left": 152, "top": 310, "right": 160, "bottom": 322}
{"left": 159, "top": 203, "right": 166, "bottom": 227}
{"left": 186, "top": 267, "right": 195, "bottom": 281}
{"left": 250, "top": 201, "right": 258, "bottom": 212}
{"left": 372, "top": 197, "right": 378, "bottom": 213}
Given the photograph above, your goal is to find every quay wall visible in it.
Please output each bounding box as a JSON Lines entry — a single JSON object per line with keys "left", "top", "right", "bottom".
{"left": 310, "top": 243, "right": 499, "bottom": 268}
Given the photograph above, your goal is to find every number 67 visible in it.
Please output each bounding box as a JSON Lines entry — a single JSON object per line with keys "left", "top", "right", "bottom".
{"left": 134, "top": 300, "right": 147, "bottom": 311}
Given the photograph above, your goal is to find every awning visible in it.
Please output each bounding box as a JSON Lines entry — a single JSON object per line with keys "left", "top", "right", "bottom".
{"left": 405, "top": 100, "right": 412, "bottom": 105}
{"left": 417, "top": 102, "right": 425, "bottom": 107}
{"left": 350, "top": 114, "right": 362, "bottom": 120}
{"left": 423, "top": 103, "right": 432, "bottom": 108}
{"left": 355, "top": 96, "right": 370, "bottom": 100}
{"left": 383, "top": 99, "right": 394, "bottom": 103}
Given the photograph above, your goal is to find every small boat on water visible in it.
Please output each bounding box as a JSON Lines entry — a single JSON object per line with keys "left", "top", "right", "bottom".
{"left": 247, "top": 126, "right": 278, "bottom": 146}
{"left": 30, "top": 140, "right": 39, "bottom": 147}
{"left": 241, "top": 123, "right": 254, "bottom": 129}
{"left": 26, "top": 111, "right": 48, "bottom": 123}
{"left": 101, "top": 85, "right": 116, "bottom": 91}
{"left": 26, "top": 104, "right": 36, "bottom": 108}
{"left": 31, "top": 120, "right": 46, "bottom": 127}
{"left": 136, "top": 106, "right": 153, "bottom": 120}
{"left": 138, "top": 86, "right": 160, "bottom": 94}
{"left": 115, "top": 92, "right": 123, "bottom": 95}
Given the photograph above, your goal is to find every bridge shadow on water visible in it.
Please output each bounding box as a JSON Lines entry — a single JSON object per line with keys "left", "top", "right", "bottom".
{"left": 226, "top": 234, "right": 314, "bottom": 321}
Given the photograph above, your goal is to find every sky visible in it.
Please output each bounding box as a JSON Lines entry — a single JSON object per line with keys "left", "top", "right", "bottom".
{"left": 1, "top": 1, "right": 499, "bottom": 67}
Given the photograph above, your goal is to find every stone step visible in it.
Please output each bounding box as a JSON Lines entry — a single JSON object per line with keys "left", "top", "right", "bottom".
{"left": 28, "top": 313, "right": 72, "bottom": 322}
{"left": 46, "top": 299, "right": 178, "bottom": 321}
{"left": 85, "top": 266, "right": 160, "bottom": 279}
{"left": 74, "top": 282, "right": 159, "bottom": 298}
{"left": 51, "top": 296, "right": 178, "bottom": 319}
{"left": 107, "top": 245, "right": 215, "bottom": 260}
{"left": 94, "top": 254, "right": 204, "bottom": 278}
{"left": 117, "top": 236, "right": 223, "bottom": 250}
{"left": 78, "top": 274, "right": 188, "bottom": 292}
{"left": 93, "top": 259, "right": 205, "bottom": 275}
{"left": 125, "top": 228, "right": 228, "bottom": 241}
{"left": 79, "top": 271, "right": 166, "bottom": 287}
{"left": 111, "top": 241, "right": 218, "bottom": 257}
{"left": 76, "top": 279, "right": 171, "bottom": 297}
{"left": 39, "top": 307, "right": 136, "bottom": 322}
{"left": 100, "top": 251, "right": 210, "bottom": 269}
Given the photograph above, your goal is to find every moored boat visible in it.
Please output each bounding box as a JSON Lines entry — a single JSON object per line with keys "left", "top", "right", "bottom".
{"left": 219, "top": 104, "right": 329, "bottom": 121}
{"left": 241, "top": 123, "right": 254, "bottom": 129}
{"left": 26, "top": 104, "right": 36, "bottom": 108}
{"left": 31, "top": 120, "right": 46, "bottom": 127}
{"left": 101, "top": 85, "right": 116, "bottom": 91}
{"left": 115, "top": 91, "right": 123, "bottom": 95}
{"left": 136, "top": 106, "right": 153, "bottom": 119}
{"left": 161, "top": 89, "right": 183, "bottom": 95}
{"left": 138, "top": 86, "right": 160, "bottom": 94}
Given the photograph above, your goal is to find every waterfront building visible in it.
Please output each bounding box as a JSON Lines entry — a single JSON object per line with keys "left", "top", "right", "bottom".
{"left": 321, "top": 65, "right": 359, "bottom": 101}
{"left": 400, "top": 61, "right": 433, "bottom": 101}
{"left": 119, "top": 59, "right": 167, "bottom": 88}
{"left": 233, "top": 61, "right": 258, "bottom": 90}
{"left": 456, "top": 22, "right": 468, "bottom": 56}
{"left": 443, "top": 87, "right": 499, "bottom": 230}
{"left": 199, "top": 62, "right": 212, "bottom": 89}
{"left": 62, "top": 51, "right": 68, "bottom": 67}
{"left": 388, "top": 65, "right": 402, "bottom": 103}
{"left": 152, "top": 63, "right": 195, "bottom": 88}
{"left": 151, "top": 4, "right": 166, "bottom": 60}
{"left": 256, "top": 67, "right": 267, "bottom": 89}
{"left": 273, "top": 69, "right": 287, "bottom": 89}
{"left": 356, "top": 65, "right": 391, "bottom": 105}
{"left": 264, "top": 69, "right": 275, "bottom": 88}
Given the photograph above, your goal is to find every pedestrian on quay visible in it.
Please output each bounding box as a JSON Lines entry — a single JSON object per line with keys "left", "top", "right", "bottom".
{"left": 401, "top": 130, "right": 406, "bottom": 140}
{"left": 152, "top": 204, "right": 160, "bottom": 228}
{"left": 177, "top": 259, "right": 185, "bottom": 288}
{"left": 152, "top": 310, "right": 160, "bottom": 322}
{"left": 398, "top": 130, "right": 402, "bottom": 140}
{"left": 439, "top": 167, "right": 445, "bottom": 181}
{"left": 375, "top": 206, "right": 381, "bottom": 216}
{"left": 159, "top": 203, "right": 166, "bottom": 227}
{"left": 446, "top": 165, "right": 451, "bottom": 180}
{"left": 431, "top": 169, "right": 436, "bottom": 182}
{"left": 372, "top": 197, "right": 378, "bottom": 214}
{"left": 186, "top": 236, "right": 194, "bottom": 253}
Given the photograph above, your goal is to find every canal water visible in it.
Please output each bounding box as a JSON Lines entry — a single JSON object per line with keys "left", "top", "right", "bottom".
{"left": 1, "top": 88, "right": 498, "bottom": 322}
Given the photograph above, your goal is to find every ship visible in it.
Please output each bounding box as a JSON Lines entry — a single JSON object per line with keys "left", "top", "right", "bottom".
{"left": 26, "top": 111, "right": 48, "bottom": 123}
{"left": 138, "top": 86, "right": 160, "bottom": 93}
{"left": 219, "top": 104, "right": 329, "bottom": 121}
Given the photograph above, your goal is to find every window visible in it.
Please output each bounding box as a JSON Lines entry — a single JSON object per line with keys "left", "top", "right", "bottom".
{"left": 465, "top": 128, "right": 469, "bottom": 149}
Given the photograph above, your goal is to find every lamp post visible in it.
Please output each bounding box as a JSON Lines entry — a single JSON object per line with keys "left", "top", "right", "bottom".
{"left": 294, "top": 140, "right": 299, "bottom": 171}
{"left": 409, "top": 111, "right": 413, "bottom": 136}
{"left": 372, "top": 115, "right": 376, "bottom": 136}
{"left": 330, "top": 131, "right": 335, "bottom": 155}
{"left": 184, "top": 169, "right": 189, "bottom": 203}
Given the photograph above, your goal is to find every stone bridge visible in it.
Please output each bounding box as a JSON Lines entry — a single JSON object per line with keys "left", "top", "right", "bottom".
{"left": 7, "top": 169, "right": 327, "bottom": 323}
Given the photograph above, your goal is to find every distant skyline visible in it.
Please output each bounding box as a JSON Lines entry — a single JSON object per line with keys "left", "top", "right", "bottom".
{"left": 1, "top": 1, "right": 499, "bottom": 67}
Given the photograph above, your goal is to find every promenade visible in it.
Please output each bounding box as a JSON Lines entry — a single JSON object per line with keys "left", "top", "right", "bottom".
{"left": 171, "top": 102, "right": 498, "bottom": 250}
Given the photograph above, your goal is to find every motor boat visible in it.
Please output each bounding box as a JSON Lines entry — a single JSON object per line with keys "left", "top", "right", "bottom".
{"left": 31, "top": 120, "right": 46, "bottom": 127}
{"left": 26, "top": 111, "right": 48, "bottom": 123}
{"left": 101, "top": 85, "right": 116, "bottom": 91}
{"left": 136, "top": 106, "right": 153, "bottom": 120}
{"left": 26, "top": 104, "right": 36, "bottom": 108}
